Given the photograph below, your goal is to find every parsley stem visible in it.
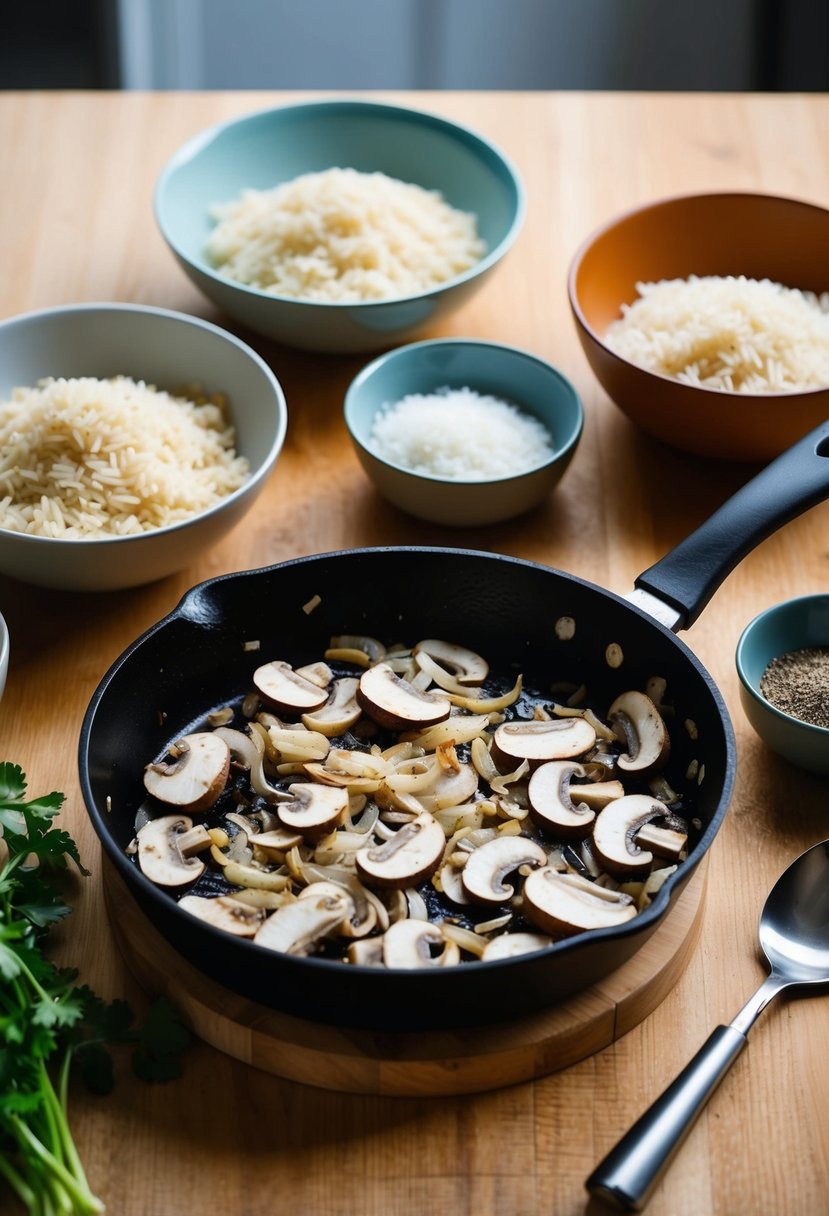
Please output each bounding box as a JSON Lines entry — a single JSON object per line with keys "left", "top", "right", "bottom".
{"left": 0, "top": 1152, "right": 36, "bottom": 1210}
{"left": 9, "top": 1115, "right": 105, "bottom": 1215}
{"left": 48, "top": 1054, "right": 92, "bottom": 1193}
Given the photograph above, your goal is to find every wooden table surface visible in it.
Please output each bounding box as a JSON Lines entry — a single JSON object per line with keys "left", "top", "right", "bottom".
{"left": 1, "top": 90, "right": 828, "bottom": 1216}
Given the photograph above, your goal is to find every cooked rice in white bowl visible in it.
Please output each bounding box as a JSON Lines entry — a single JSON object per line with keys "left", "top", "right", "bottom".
{"left": 605, "top": 275, "right": 829, "bottom": 393}
{"left": 0, "top": 376, "right": 249, "bottom": 538}
{"left": 206, "top": 167, "right": 486, "bottom": 303}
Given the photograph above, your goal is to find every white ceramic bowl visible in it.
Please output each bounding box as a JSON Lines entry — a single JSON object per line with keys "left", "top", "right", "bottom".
{"left": 155, "top": 99, "right": 525, "bottom": 353}
{"left": 0, "top": 303, "right": 287, "bottom": 591}
{"left": 344, "top": 338, "right": 584, "bottom": 526}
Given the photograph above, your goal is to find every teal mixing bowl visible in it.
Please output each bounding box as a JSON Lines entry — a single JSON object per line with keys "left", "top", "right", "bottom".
{"left": 736, "top": 594, "right": 829, "bottom": 776}
{"left": 155, "top": 99, "right": 525, "bottom": 354}
{"left": 344, "top": 338, "right": 584, "bottom": 526}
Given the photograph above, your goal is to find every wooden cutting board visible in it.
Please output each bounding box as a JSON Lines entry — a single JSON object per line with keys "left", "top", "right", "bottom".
{"left": 103, "top": 858, "right": 707, "bottom": 1096}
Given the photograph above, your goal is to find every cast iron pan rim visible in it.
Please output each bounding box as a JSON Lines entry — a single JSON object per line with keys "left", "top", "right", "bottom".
{"left": 78, "top": 545, "right": 736, "bottom": 982}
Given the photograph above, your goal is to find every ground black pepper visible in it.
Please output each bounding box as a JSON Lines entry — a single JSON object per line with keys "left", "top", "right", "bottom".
{"left": 759, "top": 646, "right": 829, "bottom": 730}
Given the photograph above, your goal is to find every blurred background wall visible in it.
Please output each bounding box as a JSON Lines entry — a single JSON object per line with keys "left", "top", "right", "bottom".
{"left": 2, "top": 0, "right": 828, "bottom": 91}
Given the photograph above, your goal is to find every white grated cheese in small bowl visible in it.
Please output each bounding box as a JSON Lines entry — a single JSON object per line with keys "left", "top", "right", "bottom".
{"left": 368, "top": 386, "right": 554, "bottom": 481}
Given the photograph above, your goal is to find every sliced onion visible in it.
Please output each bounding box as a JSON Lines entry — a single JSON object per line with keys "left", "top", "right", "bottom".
{"left": 414, "top": 650, "right": 483, "bottom": 697}
{"left": 405, "top": 888, "right": 430, "bottom": 921}
{"left": 406, "top": 714, "right": 490, "bottom": 751}
{"left": 470, "top": 736, "right": 500, "bottom": 784}
{"left": 267, "top": 726, "right": 331, "bottom": 763}
{"left": 329, "top": 635, "right": 386, "bottom": 664}
{"left": 441, "top": 922, "right": 487, "bottom": 958}
{"left": 433, "top": 805, "right": 486, "bottom": 835}
{"left": 446, "top": 673, "right": 522, "bottom": 713}
{"left": 490, "top": 759, "right": 529, "bottom": 796}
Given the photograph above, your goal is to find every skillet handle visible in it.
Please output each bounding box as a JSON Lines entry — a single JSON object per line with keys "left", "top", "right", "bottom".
{"left": 634, "top": 421, "right": 829, "bottom": 631}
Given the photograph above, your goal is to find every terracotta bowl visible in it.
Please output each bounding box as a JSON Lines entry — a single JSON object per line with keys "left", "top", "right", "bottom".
{"left": 568, "top": 192, "right": 829, "bottom": 461}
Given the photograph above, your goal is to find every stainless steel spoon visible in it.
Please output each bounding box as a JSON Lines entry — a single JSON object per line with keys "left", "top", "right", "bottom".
{"left": 586, "top": 838, "right": 829, "bottom": 1212}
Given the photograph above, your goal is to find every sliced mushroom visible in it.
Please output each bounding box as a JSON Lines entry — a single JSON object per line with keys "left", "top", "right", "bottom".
{"left": 636, "top": 820, "right": 688, "bottom": 861}
{"left": 143, "top": 732, "right": 230, "bottom": 812}
{"left": 492, "top": 718, "right": 596, "bottom": 767}
{"left": 253, "top": 660, "right": 329, "bottom": 715}
{"left": 481, "top": 932, "right": 553, "bottom": 961}
{"left": 278, "top": 783, "right": 348, "bottom": 839}
{"left": 460, "top": 835, "right": 548, "bottom": 905}
{"left": 297, "top": 879, "right": 377, "bottom": 938}
{"left": 346, "top": 937, "right": 385, "bottom": 966}
{"left": 522, "top": 867, "right": 637, "bottom": 936}
{"left": 295, "top": 660, "right": 334, "bottom": 688}
{"left": 253, "top": 887, "right": 355, "bottom": 955}
{"left": 567, "top": 779, "right": 626, "bottom": 810}
{"left": 527, "top": 761, "right": 596, "bottom": 838}
{"left": 177, "top": 894, "right": 265, "bottom": 937}
{"left": 301, "top": 677, "right": 362, "bottom": 736}
{"left": 250, "top": 826, "right": 305, "bottom": 855}
{"left": 438, "top": 862, "right": 471, "bottom": 906}
{"left": 355, "top": 810, "right": 445, "bottom": 889}
{"left": 591, "top": 793, "right": 678, "bottom": 878}
{"left": 136, "top": 814, "right": 213, "bottom": 887}
{"left": 212, "top": 726, "right": 290, "bottom": 803}
{"left": 357, "top": 663, "right": 451, "bottom": 732}
{"left": 381, "top": 919, "right": 461, "bottom": 969}
{"left": 608, "top": 690, "right": 670, "bottom": 774}
{"left": 413, "top": 639, "right": 489, "bottom": 686}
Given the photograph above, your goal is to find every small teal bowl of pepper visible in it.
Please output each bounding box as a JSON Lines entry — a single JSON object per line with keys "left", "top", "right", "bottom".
{"left": 736, "top": 594, "right": 829, "bottom": 776}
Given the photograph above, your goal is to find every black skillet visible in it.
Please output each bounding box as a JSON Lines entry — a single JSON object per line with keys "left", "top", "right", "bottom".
{"left": 79, "top": 423, "right": 829, "bottom": 1031}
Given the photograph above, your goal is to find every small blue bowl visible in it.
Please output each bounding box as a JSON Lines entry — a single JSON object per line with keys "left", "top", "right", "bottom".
{"left": 344, "top": 338, "right": 584, "bottom": 526}
{"left": 155, "top": 99, "right": 525, "bottom": 354}
{"left": 736, "top": 594, "right": 829, "bottom": 776}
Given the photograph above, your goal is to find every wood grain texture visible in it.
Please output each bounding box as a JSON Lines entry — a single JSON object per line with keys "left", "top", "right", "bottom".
{"left": 102, "top": 859, "right": 707, "bottom": 1096}
{"left": 1, "top": 91, "right": 828, "bottom": 1216}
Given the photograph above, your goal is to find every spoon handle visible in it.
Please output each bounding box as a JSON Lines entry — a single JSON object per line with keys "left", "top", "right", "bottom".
{"left": 585, "top": 1024, "right": 747, "bottom": 1211}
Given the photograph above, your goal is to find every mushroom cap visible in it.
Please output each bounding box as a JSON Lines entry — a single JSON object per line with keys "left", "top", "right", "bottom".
{"left": 381, "top": 918, "right": 461, "bottom": 969}
{"left": 527, "top": 760, "right": 596, "bottom": 838}
{"left": 136, "top": 814, "right": 211, "bottom": 887}
{"left": 253, "top": 887, "right": 355, "bottom": 955}
{"left": 493, "top": 717, "right": 597, "bottom": 767}
{"left": 143, "top": 732, "right": 230, "bottom": 813}
{"left": 301, "top": 676, "right": 362, "bottom": 736}
{"left": 460, "top": 835, "right": 548, "bottom": 904}
{"left": 608, "top": 690, "right": 670, "bottom": 774}
{"left": 253, "top": 660, "right": 329, "bottom": 714}
{"left": 355, "top": 810, "right": 446, "bottom": 890}
{"left": 522, "top": 867, "right": 637, "bottom": 936}
{"left": 413, "top": 639, "right": 489, "bottom": 686}
{"left": 177, "top": 894, "right": 265, "bottom": 936}
{"left": 591, "top": 793, "right": 673, "bottom": 878}
{"left": 297, "top": 879, "right": 378, "bottom": 938}
{"left": 438, "top": 862, "right": 471, "bottom": 906}
{"left": 278, "top": 782, "right": 349, "bottom": 839}
{"left": 481, "top": 931, "right": 552, "bottom": 961}
{"left": 357, "top": 663, "right": 451, "bottom": 731}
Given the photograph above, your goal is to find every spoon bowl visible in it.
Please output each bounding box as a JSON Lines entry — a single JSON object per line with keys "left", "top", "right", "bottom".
{"left": 587, "top": 839, "right": 829, "bottom": 1211}
{"left": 758, "top": 839, "right": 829, "bottom": 987}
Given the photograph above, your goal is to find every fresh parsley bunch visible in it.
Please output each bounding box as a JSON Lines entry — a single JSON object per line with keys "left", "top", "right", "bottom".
{"left": 0, "top": 763, "right": 189, "bottom": 1215}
